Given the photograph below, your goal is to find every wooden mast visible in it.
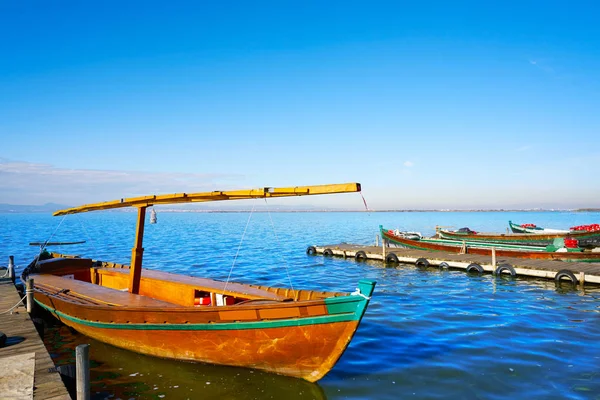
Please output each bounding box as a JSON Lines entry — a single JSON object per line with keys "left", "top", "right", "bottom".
{"left": 129, "top": 206, "right": 147, "bottom": 294}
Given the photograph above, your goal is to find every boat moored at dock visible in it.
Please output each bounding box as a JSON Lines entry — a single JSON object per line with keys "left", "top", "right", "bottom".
{"left": 382, "top": 226, "right": 600, "bottom": 263}
{"left": 22, "top": 183, "right": 376, "bottom": 382}
{"left": 437, "top": 221, "right": 600, "bottom": 248}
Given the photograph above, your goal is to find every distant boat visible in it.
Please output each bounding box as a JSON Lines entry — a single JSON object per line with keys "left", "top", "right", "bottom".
{"left": 508, "top": 221, "right": 570, "bottom": 234}
{"left": 507, "top": 221, "right": 600, "bottom": 248}
{"left": 381, "top": 226, "right": 600, "bottom": 262}
{"left": 150, "top": 208, "right": 157, "bottom": 224}
{"left": 22, "top": 183, "right": 376, "bottom": 382}
{"left": 437, "top": 222, "right": 599, "bottom": 247}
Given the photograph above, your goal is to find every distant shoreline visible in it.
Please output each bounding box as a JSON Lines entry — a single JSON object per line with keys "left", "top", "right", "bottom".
{"left": 2, "top": 208, "right": 599, "bottom": 214}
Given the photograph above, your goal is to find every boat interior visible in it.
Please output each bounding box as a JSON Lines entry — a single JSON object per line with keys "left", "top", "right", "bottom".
{"left": 32, "top": 254, "right": 344, "bottom": 309}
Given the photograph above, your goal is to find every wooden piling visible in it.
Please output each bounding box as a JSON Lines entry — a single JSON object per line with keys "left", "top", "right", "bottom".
{"left": 491, "top": 247, "right": 496, "bottom": 268}
{"left": 76, "top": 344, "right": 90, "bottom": 400}
{"left": 8, "top": 256, "right": 15, "bottom": 284}
{"left": 26, "top": 279, "right": 34, "bottom": 313}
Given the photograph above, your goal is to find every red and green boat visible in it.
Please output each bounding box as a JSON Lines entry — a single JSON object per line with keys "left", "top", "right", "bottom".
{"left": 436, "top": 221, "right": 600, "bottom": 248}
{"left": 382, "top": 226, "right": 600, "bottom": 262}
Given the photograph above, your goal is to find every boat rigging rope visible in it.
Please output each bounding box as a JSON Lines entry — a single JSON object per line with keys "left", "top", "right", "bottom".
{"left": 39, "top": 215, "right": 67, "bottom": 254}
{"left": 76, "top": 214, "right": 98, "bottom": 253}
{"left": 222, "top": 199, "right": 257, "bottom": 294}
{"left": 264, "top": 198, "right": 296, "bottom": 299}
{"left": 359, "top": 191, "right": 370, "bottom": 213}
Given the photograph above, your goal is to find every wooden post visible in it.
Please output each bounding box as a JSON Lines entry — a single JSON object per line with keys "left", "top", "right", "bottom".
{"left": 375, "top": 234, "right": 379, "bottom": 247}
{"left": 8, "top": 256, "right": 15, "bottom": 284}
{"left": 26, "top": 278, "right": 34, "bottom": 313}
{"left": 491, "top": 247, "right": 496, "bottom": 268}
{"left": 129, "top": 206, "right": 147, "bottom": 294}
{"left": 382, "top": 237, "right": 386, "bottom": 259}
{"left": 579, "top": 271, "right": 585, "bottom": 287}
{"left": 76, "top": 344, "right": 90, "bottom": 400}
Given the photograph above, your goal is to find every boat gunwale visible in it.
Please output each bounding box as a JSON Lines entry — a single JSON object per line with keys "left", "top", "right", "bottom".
{"left": 32, "top": 278, "right": 358, "bottom": 313}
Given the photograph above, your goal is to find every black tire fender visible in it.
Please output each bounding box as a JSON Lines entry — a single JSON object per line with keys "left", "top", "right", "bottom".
{"left": 555, "top": 269, "right": 578, "bottom": 284}
{"left": 306, "top": 246, "right": 317, "bottom": 255}
{"left": 323, "top": 249, "right": 334, "bottom": 257}
{"left": 385, "top": 253, "right": 399, "bottom": 263}
{"left": 415, "top": 258, "right": 430, "bottom": 268}
{"left": 495, "top": 263, "right": 516, "bottom": 276}
{"left": 355, "top": 251, "right": 368, "bottom": 261}
{"left": 466, "top": 263, "right": 484, "bottom": 274}
{"left": 438, "top": 262, "right": 450, "bottom": 269}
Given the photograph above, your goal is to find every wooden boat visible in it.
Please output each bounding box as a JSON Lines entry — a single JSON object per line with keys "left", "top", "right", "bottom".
{"left": 438, "top": 222, "right": 600, "bottom": 248}
{"left": 508, "top": 221, "right": 570, "bottom": 234}
{"left": 381, "top": 226, "right": 600, "bottom": 262}
{"left": 505, "top": 221, "right": 600, "bottom": 248}
{"left": 23, "top": 183, "right": 376, "bottom": 382}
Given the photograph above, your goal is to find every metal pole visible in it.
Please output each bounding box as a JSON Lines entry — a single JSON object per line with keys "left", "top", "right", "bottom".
{"left": 26, "top": 279, "right": 34, "bottom": 313}
{"left": 76, "top": 344, "right": 90, "bottom": 400}
{"left": 8, "top": 256, "right": 15, "bottom": 284}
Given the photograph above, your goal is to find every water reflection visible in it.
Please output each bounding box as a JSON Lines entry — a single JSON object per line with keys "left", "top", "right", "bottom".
{"left": 44, "top": 325, "right": 327, "bottom": 400}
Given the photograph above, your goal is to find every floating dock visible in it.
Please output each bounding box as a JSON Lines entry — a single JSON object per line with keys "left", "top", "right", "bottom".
{"left": 308, "top": 244, "right": 600, "bottom": 286}
{"left": 0, "top": 268, "right": 70, "bottom": 399}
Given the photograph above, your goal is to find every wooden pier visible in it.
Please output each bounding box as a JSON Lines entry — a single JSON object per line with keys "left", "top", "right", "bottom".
{"left": 308, "top": 243, "right": 600, "bottom": 286}
{"left": 0, "top": 268, "right": 70, "bottom": 400}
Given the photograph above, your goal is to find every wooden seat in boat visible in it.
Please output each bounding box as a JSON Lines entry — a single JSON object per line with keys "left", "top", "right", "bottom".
{"left": 93, "top": 267, "right": 291, "bottom": 305}
{"left": 33, "top": 273, "right": 180, "bottom": 308}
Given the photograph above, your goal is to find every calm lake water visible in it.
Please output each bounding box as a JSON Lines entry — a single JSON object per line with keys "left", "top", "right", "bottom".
{"left": 1, "top": 210, "right": 600, "bottom": 399}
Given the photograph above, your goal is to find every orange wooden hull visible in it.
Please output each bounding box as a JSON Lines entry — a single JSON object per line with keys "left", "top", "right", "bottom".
{"left": 29, "top": 256, "right": 375, "bottom": 382}
{"left": 54, "top": 316, "right": 359, "bottom": 381}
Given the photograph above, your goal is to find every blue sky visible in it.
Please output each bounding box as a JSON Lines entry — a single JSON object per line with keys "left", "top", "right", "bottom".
{"left": 1, "top": 1, "right": 599, "bottom": 210}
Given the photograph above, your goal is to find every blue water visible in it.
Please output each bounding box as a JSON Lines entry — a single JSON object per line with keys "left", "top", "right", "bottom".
{"left": 1, "top": 211, "right": 600, "bottom": 399}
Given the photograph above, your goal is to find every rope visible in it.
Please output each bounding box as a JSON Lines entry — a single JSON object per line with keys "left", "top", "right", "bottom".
{"left": 222, "top": 200, "right": 257, "bottom": 294}
{"left": 39, "top": 215, "right": 67, "bottom": 254}
{"left": 359, "top": 191, "right": 370, "bottom": 212}
{"left": 264, "top": 198, "right": 295, "bottom": 299}
{"left": 0, "top": 268, "right": 10, "bottom": 278}
{"left": 0, "top": 294, "right": 27, "bottom": 314}
{"left": 76, "top": 214, "right": 97, "bottom": 253}
{"left": 350, "top": 287, "right": 371, "bottom": 300}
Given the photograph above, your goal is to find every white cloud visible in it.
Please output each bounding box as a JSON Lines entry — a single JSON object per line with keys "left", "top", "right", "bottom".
{"left": 0, "top": 159, "right": 243, "bottom": 205}
{"left": 528, "top": 58, "right": 555, "bottom": 74}
{"left": 403, "top": 161, "right": 414, "bottom": 167}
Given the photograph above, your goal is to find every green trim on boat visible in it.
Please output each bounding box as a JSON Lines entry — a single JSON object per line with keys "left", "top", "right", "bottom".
{"left": 325, "top": 280, "right": 375, "bottom": 317}
{"left": 35, "top": 296, "right": 369, "bottom": 331}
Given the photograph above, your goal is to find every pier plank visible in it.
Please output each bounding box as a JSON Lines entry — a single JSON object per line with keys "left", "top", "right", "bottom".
{"left": 0, "top": 275, "right": 70, "bottom": 400}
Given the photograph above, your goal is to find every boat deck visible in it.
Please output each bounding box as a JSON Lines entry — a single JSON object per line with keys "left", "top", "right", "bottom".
{"left": 312, "top": 244, "right": 600, "bottom": 285}
{"left": 0, "top": 271, "right": 70, "bottom": 399}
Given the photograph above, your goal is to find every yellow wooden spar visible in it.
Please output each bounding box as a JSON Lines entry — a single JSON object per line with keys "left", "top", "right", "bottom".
{"left": 53, "top": 183, "right": 361, "bottom": 216}
{"left": 53, "top": 183, "right": 362, "bottom": 294}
